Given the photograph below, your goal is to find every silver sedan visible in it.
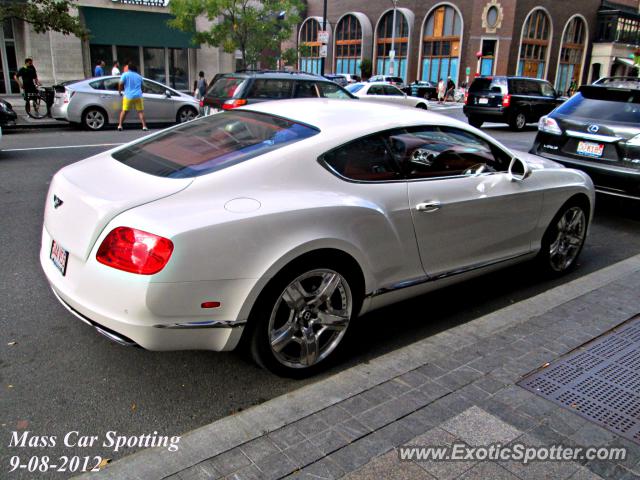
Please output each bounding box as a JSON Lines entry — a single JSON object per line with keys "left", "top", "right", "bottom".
{"left": 52, "top": 76, "right": 200, "bottom": 130}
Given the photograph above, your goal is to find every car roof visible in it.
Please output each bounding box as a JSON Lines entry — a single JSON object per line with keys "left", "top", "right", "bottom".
{"left": 238, "top": 99, "right": 464, "bottom": 140}
{"left": 220, "top": 71, "right": 324, "bottom": 81}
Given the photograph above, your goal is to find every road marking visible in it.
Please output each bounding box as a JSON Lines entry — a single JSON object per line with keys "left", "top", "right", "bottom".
{"left": 2, "top": 143, "right": 124, "bottom": 152}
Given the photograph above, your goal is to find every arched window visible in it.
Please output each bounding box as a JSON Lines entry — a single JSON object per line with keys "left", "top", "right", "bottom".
{"left": 556, "top": 16, "right": 587, "bottom": 95}
{"left": 299, "top": 19, "right": 322, "bottom": 75}
{"left": 517, "top": 9, "right": 552, "bottom": 78}
{"left": 421, "top": 5, "right": 462, "bottom": 84}
{"left": 375, "top": 11, "right": 409, "bottom": 80}
{"left": 335, "top": 15, "right": 363, "bottom": 75}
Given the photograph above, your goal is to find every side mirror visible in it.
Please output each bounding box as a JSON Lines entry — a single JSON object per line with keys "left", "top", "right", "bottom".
{"left": 165, "top": 90, "right": 172, "bottom": 98}
{"left": 509, "top": 157, "right": 531, "bottom": 181}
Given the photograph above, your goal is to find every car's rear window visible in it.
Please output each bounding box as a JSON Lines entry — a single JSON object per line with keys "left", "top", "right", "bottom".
{"left": 555, "top": 89, "right": 640, "bottom": 124}
{"left": 347, "top": 84, "right": 365, "bottom": 93}
{"left": 470, "top": 77, "right": 507, "bottom": 93}
{"left": 206, "top": 77, "right": 246, "bottom": 98}
{"left": 112, "top": 111, "right": 320, "bottom": 178}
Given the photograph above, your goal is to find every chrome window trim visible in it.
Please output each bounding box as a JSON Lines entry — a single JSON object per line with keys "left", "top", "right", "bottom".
{"left": 565, "top": 130, "right": 622, "bottom": 143}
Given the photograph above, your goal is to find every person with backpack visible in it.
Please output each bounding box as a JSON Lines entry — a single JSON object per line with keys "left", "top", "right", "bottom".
{"left": 193, "top": 71, "right": 207, "bottom": 99}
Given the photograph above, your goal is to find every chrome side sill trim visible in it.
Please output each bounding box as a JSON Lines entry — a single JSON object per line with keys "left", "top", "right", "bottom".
{"left": 366, "top": 252, "right": 532, "bottom": 298}
{"left": 565, "top": 130, "right": 622, "bottom": 143}
{"left": 595, "top": 188, "right": 640, "bottom": 201}
{"left": 153, "top": 320, "right": 247, "bottom": 329}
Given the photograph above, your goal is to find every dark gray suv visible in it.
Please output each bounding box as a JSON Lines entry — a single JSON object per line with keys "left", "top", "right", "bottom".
{"left": 202, "top": 71, "right": 356, "bottom": 112}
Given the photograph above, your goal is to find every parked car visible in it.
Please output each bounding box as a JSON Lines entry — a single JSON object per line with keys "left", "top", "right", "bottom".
{"left": 347, "top": 82, "right": 428, "bottom": 109}
{"left": 402, "top": 81, "right": 438, "bottom": 100}
{"left": 530, "top": 79, "right": 640, "bottom": 200}
{"left": 201, "top": 71, "right": 355, "bottom": 112}
{"left": 341, "top": 74, "right": 361, "bottom": 84}
{"left": 324, "top": 74, "right": 348, "bottom": 87}
{"left": 41, "top": 99, "right": 594, "bottom": 376}
{"left": 51, "top": 76, "right": 200, "bottom": 130}
{"left": 0, "top": 97, "right": 18, "bottom": 127}
{"left": 368, "top": 75, "right": 405, "bottom": 88}
{"left": 463, "top": 76, "right": 565, "bottom": 131}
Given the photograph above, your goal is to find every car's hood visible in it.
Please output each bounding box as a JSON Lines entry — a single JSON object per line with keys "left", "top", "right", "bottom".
{"left": 44, "top": 151, "right": 193, "bottom": 260}
{"left": 512, "top": 150, "right": 563, "bottom": 170}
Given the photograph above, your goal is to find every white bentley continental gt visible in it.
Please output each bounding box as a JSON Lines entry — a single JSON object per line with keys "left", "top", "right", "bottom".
{"left": 41, "top": 99, "right": 594, "bottom": 376}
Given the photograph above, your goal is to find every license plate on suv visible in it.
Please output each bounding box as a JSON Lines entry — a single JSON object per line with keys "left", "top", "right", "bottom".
{"left": 576, "top": 141, "right": 604, "bottom": 158}
{"left": 50, "top": 240, "right": 68, "bottom": 276}
{"left": 478, "top": 97, "right": 489, "bottom": 105}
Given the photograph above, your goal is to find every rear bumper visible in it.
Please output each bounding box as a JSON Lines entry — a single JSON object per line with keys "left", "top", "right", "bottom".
{"left": 463, "top": 105, "right": 508, "bottom": 120}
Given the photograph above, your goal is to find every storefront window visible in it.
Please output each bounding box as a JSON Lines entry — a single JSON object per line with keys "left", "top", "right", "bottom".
{"left": 517, "top": 9, "right": 552, "bottom": 79}
{"left": 169, "top": 48, "right": 188, "bottom": 91}
{"left": 0, "top": 19, "right": 18, "bottom": 93}
{"left": 117, "top": 45, "right": 140, "bottom": 70}
{"left": 335, "top": 15, "right": 362, "bottom": 75}
{"left": 89, "top": 44, "right": 114, "bottom": 74}
{"left": 144, "top": 47, "right": 166, "bottom": 84}
{"left": 376, "top": 10, "right": 409, "bottom": 80}
{"left": 299, "top": 18, "right": 322, "bottom": 75}
{"left": 421, "top": 5, "right": 462, "bottom": 84}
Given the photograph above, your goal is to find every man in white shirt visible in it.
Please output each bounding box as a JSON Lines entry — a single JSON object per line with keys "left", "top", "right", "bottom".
{"left": 112, "top": 61, "right": 120, "bottom": 76}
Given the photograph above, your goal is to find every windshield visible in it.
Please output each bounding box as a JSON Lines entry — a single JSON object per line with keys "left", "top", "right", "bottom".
{"left": 112, "top": 111, "right": 320, "bottom": 178}
{"left": 347, "top": 84, "right": 365, "bottom": 93}
{"left": 555, "top": 92, "right": 640, "bottom": 124}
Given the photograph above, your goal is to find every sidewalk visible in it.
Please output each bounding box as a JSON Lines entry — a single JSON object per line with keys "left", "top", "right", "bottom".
{"left": 78, "top": 254, "right": 640, "bottom": 480}
{"left": 3, "top": 93, "right": 63, "bottom": 128}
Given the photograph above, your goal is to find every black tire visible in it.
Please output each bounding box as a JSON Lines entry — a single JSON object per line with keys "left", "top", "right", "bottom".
{"left": 415, "top": 103, "right": 427, "bottom": 110}
{"left": 468, "top": 116, "right": 483, "bottom": 128}
{"left": 536, "top": 199, "right": 589, "bottom": 276}
{"left": 82, "top": 107, "right": 108, "bottom": 131}
{"left": 247, "top": 257, "right": 362, "bottom": 378}
{"left": 509, "top": 110, "right": 527, "bottom": 131}
{"left": 177, "top": 106, "right": 198, "bottom": 124}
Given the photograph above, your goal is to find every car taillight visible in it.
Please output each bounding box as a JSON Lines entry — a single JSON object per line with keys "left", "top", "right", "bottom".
{"left": 96, "top": 227, "right": 173, "bottom": 275}
{"left": 502, "top": 94, "right": 511, "bottom": 107}
{"left": 222, "top": 99, "right": 248, "bottom": 110}
{"left": 199, "top": 99, "right": 204, "bottom": 108}
{"left": 63, "top": 90, "right": 74, "bottom": 104}
{"left": 464, "top": 91, "right": 469, "bottom": 105}
{"left": 538, "top": 116, "right": 563, "bottom": 136}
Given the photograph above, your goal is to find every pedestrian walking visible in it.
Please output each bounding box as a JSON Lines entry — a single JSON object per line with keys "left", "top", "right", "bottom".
{"left": 117, "top": 64, "right": 147, "bottom": 131}
{"left": 112, "top": 61, "right": 121, "bottom": 76}
{"left": 14, "top": 57, "right": 40, "bottom": 111}
{"left": 445, "top": 77, "right": 456, "bottom": 102}
{"left": 94, "top": 60, "right": 105, "bottom": 77}
{"left": 193, "top": 71, "right": 207, "bottom": 99}
{"left": 437, "top": 78, "right": 445, "bottom": 104}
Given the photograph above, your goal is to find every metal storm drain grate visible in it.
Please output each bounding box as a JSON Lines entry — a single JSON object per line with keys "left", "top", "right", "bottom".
{"left": 518, "top": 314, "right": 640, "bottom": 444}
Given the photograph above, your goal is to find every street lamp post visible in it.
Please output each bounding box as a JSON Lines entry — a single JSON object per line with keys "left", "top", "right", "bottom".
{"left": 320, "top": 0, "right": 328, "bottom": 75}
{"left": 389, "top": 0, "right": 398, "bottom": 76}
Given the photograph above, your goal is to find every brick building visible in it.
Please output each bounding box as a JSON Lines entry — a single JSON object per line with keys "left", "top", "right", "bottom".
{"left": 296, "top": 0, "right": 640, "bottom": 92}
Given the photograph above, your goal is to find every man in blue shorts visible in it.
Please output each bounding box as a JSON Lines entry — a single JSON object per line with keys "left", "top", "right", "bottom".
{"left": 117, "top": 64, "right": 148, "bottom": 131}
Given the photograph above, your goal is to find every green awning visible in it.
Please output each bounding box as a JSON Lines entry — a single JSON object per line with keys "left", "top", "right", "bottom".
{"left": 82, "top": 7, "right": 195, "bottom": 48}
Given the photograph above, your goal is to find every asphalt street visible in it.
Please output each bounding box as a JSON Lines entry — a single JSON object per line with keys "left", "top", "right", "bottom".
{"left": 1, "top": 110, "right": 639, "bottom": 477}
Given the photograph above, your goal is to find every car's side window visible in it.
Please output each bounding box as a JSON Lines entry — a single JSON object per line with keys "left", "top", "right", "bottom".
{"left": 383, "top": 85, "right": 403, "bottom": 96}
{"left": 294, "top": 81, "right": 318, "bottom": 98}
{"left": 103, "top": 78, "right": 120, "bottom": 91}
{"left": 540, "top": 82, "right": 556, "bottom": 98}
{"left": 247, "top": 79, "right": 293, "bottom": 99}
{"left": 317, "top": 82, "right": 351, "bottom": 99}
{"left": 392, "top": 126, "right": 511, "bottom": 180}
{"left": 89, "top": 80, "right": 105, "bottom": 90}
{"left": 525, "top": 80, "right": 542, "bottom": 96}
{"left": 368, "top": 85, "right": 384, "bottom": 95}
{"left": 143, "top": 80, "right": 166, "bottom": 95}
{"left": 321, "top": 132, "right": 403, "bottom": 182}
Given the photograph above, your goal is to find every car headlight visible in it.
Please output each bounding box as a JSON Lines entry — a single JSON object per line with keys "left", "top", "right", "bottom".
{"left": 0, "top": 103, "right": 9, "bottom": 113}
{"left": 538, "top": 116, "right": 562, "bottom": 136}
{"left": 626, "top": 134, "right": 640, "bottom": 146}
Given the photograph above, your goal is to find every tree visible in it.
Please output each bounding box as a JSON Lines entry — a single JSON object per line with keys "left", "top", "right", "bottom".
{"left": 359, "top": 58, "right": 372, "bottom": 80}
{"left": 281, "top": 44, "right": 311, "bottom": 69}
{"left": 169, "top": 0, "right": 303, "bottom": 71}
{"left": 0, "top": 0, "right": 86, "bottom": 37}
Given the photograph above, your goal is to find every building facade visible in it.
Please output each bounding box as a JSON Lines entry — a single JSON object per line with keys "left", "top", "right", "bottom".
{"left": 0, "top": 0, "right": 234, "bottom": 94}
{"left": 297, "top": 0, "right": 640, "bottom": 92}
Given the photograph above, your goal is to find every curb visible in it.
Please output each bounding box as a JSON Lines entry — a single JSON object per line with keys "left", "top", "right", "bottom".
{"left": 77, "top": 253, "right": 640, "bottom": 479}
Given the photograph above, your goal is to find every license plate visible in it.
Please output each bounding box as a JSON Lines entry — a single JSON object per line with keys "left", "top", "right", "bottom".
{"left": 576, "top": 141, "right": 604, "bottom": 158}
{"left": 50, "top": 240, "right": 69, "bottom": 276}
{"left": 478, "top": 97, "right": 489, "bottom": 105}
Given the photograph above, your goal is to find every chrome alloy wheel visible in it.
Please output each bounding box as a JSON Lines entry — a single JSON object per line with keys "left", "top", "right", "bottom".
{"left": 85, "top": 110, "right": 105, "bottom": 130}
{"left": 549, "top": 206, "right": 586, "bottom": 272}
{"left": 268, "top": 269, "right": 353, "bottom": 369}
{"left": 515, "top": 112, "right": 526, "bottom": 130}
{"left": 179, "top": 107, "right": 197, "bottom": 123}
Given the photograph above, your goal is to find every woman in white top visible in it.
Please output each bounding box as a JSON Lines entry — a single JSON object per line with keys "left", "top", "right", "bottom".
{"left": 111, "top": 61, "right": 120, "bottom": 76}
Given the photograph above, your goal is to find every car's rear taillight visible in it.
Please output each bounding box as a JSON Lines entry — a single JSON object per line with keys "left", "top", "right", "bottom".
{"left": 199, "top": 99, "right": 204, "bottom": 108}
{"left": 96, "top": 227, "right": 173, "bottom": 275}
{"left": 222, "top": 99, "right": 248, "bottom": 110}
{"left": 63, "top": 89, "right": 74, "bottom": 103}
{"left": 464, "top": 91, "right": 469, "bottom": 105}
{"left": 502, "top": 94, "right": 511, "bottom": 107}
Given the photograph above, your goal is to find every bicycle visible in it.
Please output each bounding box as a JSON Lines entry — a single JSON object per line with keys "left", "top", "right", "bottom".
{"left": 24, "top": 86, "right": 54, "bottom": 120}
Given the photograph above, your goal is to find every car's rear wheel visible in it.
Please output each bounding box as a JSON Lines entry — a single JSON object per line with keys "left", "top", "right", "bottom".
{"left": 82, "top": 107, "right": 107, "bottom": 131}
{"left": 177, "top": 106, "right": 198, "bottom": 124}
{"left": 416, "top": 103, "right": 427, "bottom": 110}
{"left": 468, "top": 116, "right": 483, "bottom": 128}
{"left": 248, "top": 260, "right": 360, "bottom": 377}
{"left": 537, "top": 200, "right": 588, "bottom": 275}
{"left": 509, "top": 111, "right": 527, "bottom": 131}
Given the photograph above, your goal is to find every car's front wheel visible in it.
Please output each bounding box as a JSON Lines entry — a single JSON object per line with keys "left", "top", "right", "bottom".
{"left": 537, "top": 200, "right": 588, "bottom": 275}
{"left": 177, "top": 106, "right": 198, "bottom": 124}
{"left": 248, "top": 260, "right": 360, "bottom": 377}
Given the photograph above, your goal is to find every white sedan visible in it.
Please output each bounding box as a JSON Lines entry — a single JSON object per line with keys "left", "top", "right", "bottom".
{"left": 347, "top": 82, "right": 428, "bottom": 109}
{"left": 41, "top": 99, "right": 594, "bottom": 376}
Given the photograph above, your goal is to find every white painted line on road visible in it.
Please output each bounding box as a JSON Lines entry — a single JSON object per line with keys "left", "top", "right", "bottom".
{"left": 2, "top": 143, "right": 123, "bottom": 152}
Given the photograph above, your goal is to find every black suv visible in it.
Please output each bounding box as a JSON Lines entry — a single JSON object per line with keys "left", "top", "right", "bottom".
{"left": 463, "top": 76, "right": 564, "bottom": 131}
{"left": 530, "top": 79, "right": 640, "bottom": 200}
{"left": 202, "top": 71, "right": 356, "bottom": 111}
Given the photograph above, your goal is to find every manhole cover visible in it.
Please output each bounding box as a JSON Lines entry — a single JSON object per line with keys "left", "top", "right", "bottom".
{"left": 518, "top": 314, "right": 640, "bottom": 444}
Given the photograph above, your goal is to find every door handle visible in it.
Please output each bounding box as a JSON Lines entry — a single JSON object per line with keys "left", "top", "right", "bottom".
{"left": 415, "top": 201, "right": 441, "bottom": 213}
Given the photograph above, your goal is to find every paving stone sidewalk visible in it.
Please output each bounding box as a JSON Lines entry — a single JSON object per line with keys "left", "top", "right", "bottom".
{"left": 78, "top": 254, "right": 640, "bottom": 480}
